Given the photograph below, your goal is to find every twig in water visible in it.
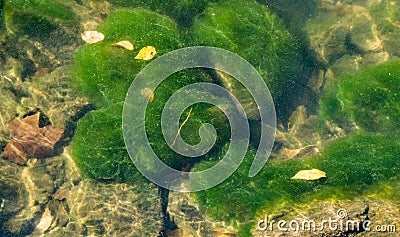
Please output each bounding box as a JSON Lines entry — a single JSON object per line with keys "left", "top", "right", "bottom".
{"left": 171, "top": 108, "right": 193, "bottom": 147}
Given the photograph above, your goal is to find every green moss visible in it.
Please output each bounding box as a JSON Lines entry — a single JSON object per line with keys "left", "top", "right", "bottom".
{"left": 319, "top": 61, "right": 400, "bottom": 132}
{"left": 190, "top": 0, "right": 307, "bottom": 120}
{"left": 312, "top": 133, "right": 400, "bottom": 191}
{"left": 143, "top": 70, "right": 230, "bottom": 168}
{"left": 71, "top": 9, "right": 182, "bottom": 108}
{"left": 191, "top": 0, "right": 303, "bottom": 97}
{"left": 194, "top": 132, "right": 400, "bottom": 235}
{"left": 95, "top": 0, "right": 217, "bottom": 27}
{"left": 256, "top": 0, "right": 318, "bottom": 29}
{"left": 70, "top": 9, "right": 230, "bottom": 180}
{"left": 195, "top": 61, "right": 400, "bottom": 234}
{"left": 195, "top": 145, "right": 313, "bottom": 225}
{"left": 7, "top": 0, "right": 74, "bottom": 20}
{"left": 70, "top": 103, "right": 142, "bottom": 182}
{"left": 4, "top": 0, "right": 75, "bottom": 38}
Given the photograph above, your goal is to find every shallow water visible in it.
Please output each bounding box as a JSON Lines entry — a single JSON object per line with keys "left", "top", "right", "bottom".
{"left": 0, "top": 0, "right": 399, "bottom": 236}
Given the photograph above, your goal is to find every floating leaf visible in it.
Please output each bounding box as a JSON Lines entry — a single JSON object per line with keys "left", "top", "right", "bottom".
{"left": 81, "top": 31, "right": 105, "bottom": 44}
{"left": 291, "top": 168, "right": 326, "bottom": 180}
{"left": 135, "top": 46, "right": 157, "bottom": 60}
{"left": 140, "top": 87, "right": 154, "bottom": 102}
{"left": 112, "top": 40, "right": 134, "bottom": 50}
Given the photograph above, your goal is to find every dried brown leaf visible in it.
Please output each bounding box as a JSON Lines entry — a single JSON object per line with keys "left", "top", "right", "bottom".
{"left": 4, "top": 113, "right": 64, "bottom": 165}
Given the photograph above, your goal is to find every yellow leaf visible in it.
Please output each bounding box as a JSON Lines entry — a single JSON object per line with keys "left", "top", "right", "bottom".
{"left": 112, "top": 40, "right": 134, "bottom": 50}
{"left": 291, "top": 169, "right": 326, "bottom": 180}
{"left": 81, "top": 31, "right": 105, "bottom": 44}
{"left": 135, "top": 46, "right": 157, "bottom": 60}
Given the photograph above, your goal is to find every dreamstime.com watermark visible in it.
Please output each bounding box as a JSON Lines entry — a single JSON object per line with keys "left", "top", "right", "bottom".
{"left": 257, "top": 208, "right": 397, "bottom": 233}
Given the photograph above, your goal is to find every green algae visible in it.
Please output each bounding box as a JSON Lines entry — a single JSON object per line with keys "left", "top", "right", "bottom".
{"left": 190, "top": 0, "right": 308, "bottom": 120}
{"left": 71, "top": 8, "right": 182, "bottom": 108}
{"left": 194, "top": 132, "right": 400, "bottom": 235}
{"left": 70, "top": 103, "right": 143, "bottom": 182}
{"left": 70, "top": 8, "right": 184, "bottom": 180}
{"left": 95, "top": 0, "right": 217, "bottom": 27}
{"left": 194, "top": 60, "right": 400, "bottom": 234}
{"left": 191, "top": 0, "right": 303, "bottom": 97}
{"left": 69, "top": 0, "right": 303, "bottom": 181}
{"left": 319, "top": 61, "right": 400, "bottom": 132}
{"left": 70, "top": 9, "right": 231, "bottom": 179}
{"left": 256, "top": 0, "right": 318, "bottom": 29}
{"left": 4, "top": 0, "right": 76, "bottom": 39}
{"left": 143, "top": 72, "right": 230, "bottom": 169}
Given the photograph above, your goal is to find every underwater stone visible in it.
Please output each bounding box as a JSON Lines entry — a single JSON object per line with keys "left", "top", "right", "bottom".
{"left": 319, "top": 61, "right": 400, "bottom": 133}
{"left": 4, "top": 0, "right": 76, "bottom": 39}
{"left": 22, "top": 66, "right": 92, "bottom": 131}
{"left": 0, "top": 151, "right": 80, "bottom": 235}
{"left": 253, "top": 198, "right": 400, "bottom": 236}
{"left": 1, "top": 0, "right": 82, "bottom": 80}
{"left": 70, "top": 103, "right": 138, "bottom": 182}
{"left": 64, "top": 179, "right": 162, "bottom": 236}
{"left": 71, "top": 9, "right": 181, "bottom": 180}
{"left": 305, "top": 0, "right": 399, "bottom": 70}
{"left": 71, "top": 8, "right": 182, "bottom": 107}
{"left": 0, "top": 82, "right": 20, "bottom": 149}
{"left": 191, "top": 0, "right": 304, "bottom": 119}
{"left": 1, "top": 147, "right": 162, "bottom": 236}
{"left": 71, "top": 9, "right": 231, "bottom": 180}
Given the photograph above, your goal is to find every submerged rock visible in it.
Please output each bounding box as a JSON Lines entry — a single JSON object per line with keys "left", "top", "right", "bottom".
{"left": 0, "top": 149, "right": 163, "bottom": 236}
{"left": 319, "top": 61, "right": 400, "bottom": 133}
{"left": 61, "top": 179, "right": 162, "bottom": 236}
{"left": 305, "top": 0, "right": 399, "bottom": 78}
{"left": 1, "top": 0, "right": 82, "bottom": 80}
{"left": 253, "top": 198, "right": 400, "bottom": 236}
{"left": 192, "top": 0, "right": 306, "bottom": 119}
{"left": 275, "top": 105, "right": 323, "bottom": 160}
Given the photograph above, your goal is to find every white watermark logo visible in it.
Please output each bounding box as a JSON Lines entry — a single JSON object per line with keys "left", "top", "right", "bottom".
{"left": 257, "top": 208, "right": 397, "bottom": 233}
{"left": 122, "top": 46, "right": 276, "bottom": 192}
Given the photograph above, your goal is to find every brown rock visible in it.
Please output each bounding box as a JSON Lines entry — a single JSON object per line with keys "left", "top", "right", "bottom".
{"left": 3, "top": 113, "right": 63, "bottom": 165}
